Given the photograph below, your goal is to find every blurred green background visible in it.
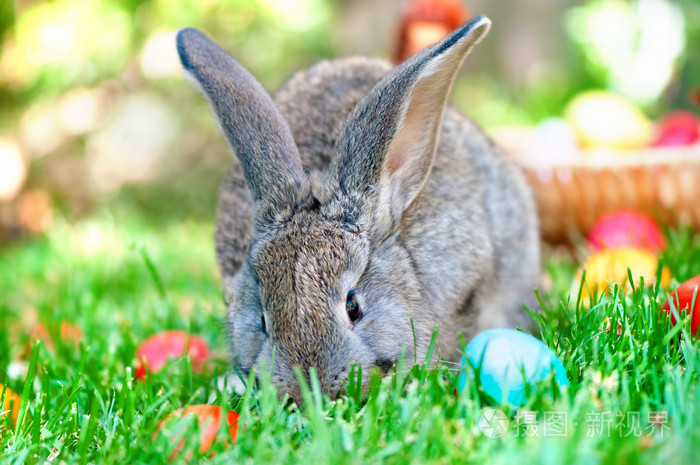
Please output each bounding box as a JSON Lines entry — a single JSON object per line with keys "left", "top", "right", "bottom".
{"left": 0, "top": 0, "right": 698, "bottom": 241}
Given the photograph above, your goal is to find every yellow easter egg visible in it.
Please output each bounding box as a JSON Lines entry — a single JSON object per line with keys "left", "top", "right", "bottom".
{"left": 572, "top": 247, "right": 670, "bottom": 302}
{"left": 565, "top": 91, "right": 653, "bottom": 151}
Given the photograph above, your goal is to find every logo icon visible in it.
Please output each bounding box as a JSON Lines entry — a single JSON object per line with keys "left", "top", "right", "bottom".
{"left": 478, "top": 408, "right": 509, "bottom": 438}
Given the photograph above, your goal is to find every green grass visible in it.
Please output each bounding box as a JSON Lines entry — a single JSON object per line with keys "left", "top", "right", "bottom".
{"left": 1, "top": 212, "right": 700, "bottom": 464}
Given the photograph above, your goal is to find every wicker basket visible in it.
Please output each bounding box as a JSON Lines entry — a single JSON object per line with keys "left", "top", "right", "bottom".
{"left": 511, "top": 146, "right": 700, "bottom": 243}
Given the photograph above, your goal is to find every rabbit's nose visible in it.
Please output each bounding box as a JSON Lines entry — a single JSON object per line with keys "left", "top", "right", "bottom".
{"left": 279, "top": 387, "right": 302, "bottom": 406}
{"left": 272, "top": 371, "right": 344, "bottom": 404}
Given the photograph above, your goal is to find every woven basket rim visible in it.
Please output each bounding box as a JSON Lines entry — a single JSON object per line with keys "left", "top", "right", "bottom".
{"left": 514, "top": 145, "right": 700, "bottom": 170}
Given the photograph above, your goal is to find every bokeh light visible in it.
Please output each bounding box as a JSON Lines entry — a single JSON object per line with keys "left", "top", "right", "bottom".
{"left": 140, "top": 30, "right": 182, "bottom": 80}
{"left": 0, "top": 140, "right": 26, "bottom": 201}
{"left": 566, "top": 0, "right": 684, "bottom": 105}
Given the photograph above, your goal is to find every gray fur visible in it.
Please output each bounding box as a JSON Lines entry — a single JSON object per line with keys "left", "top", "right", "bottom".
{"left": 176, "top": 16, "right": 541, "bottom": 402}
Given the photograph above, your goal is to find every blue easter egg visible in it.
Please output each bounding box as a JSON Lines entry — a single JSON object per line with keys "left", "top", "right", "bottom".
{"left": 458, "top": 328, "right": 569, "bottom": 406}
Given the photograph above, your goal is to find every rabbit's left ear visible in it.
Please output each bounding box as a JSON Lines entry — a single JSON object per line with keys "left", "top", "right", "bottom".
{"left": 176, "top": 28, "right": 305, "bottom": 213}
{"left": 332, "top": 16, "right": 490, "bottom": 233}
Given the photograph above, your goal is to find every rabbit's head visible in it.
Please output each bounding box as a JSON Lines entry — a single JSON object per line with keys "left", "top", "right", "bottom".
{"left": 176, "top": 16, "right": 491, "bottom": 401}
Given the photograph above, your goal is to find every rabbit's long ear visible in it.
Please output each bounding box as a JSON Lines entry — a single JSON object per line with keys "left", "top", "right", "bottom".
{"left": 177, "top": 28, "right": 305, "bottom": 206}
{"left": 332, "top": 16, "right": 490, "bottom": 232}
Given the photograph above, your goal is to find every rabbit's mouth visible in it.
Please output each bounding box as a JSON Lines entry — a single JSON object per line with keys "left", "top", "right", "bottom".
{"left": 248, "top": 358, "right": 399, "bottom": 405}
{"left": 375, "top": 358, "right": 395, "bottom": 375}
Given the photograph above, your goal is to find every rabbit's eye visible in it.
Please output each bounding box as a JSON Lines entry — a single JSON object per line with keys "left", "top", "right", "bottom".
{"left": 261, "top": 313, "right": 267, "bottom": 335}
{"left": 346, "top": 291, "right": 362, "bottom": 323}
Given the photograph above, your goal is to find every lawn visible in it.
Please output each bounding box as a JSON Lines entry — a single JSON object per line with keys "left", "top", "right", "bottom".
{"left": 1, "top": 209, "right": 700, "bottom": 464}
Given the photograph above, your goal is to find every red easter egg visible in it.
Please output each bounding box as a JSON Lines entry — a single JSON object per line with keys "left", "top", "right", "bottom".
{"left": 661, "top": 275, "right": 700, "bottom": 339}
{"left": 587, "top": 210, "right": 666, "bottom": 253}
{"left": 154, "top": 405, "right": 239, "bottom": 461}
{"left": 135, "top": 330, "right": 210, "bottom": 379}
{"left": 652, "top": 111, "right": 700, "bottom": 147}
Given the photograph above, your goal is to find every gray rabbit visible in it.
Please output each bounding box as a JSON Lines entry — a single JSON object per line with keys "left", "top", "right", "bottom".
{"left": 176, "top": 16, "right": 540, "bottom": 401}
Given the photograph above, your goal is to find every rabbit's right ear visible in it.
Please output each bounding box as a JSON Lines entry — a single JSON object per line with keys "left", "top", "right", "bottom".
{"left": 176, "top": 28, "right": 305, "bottom": 210}
{"left": 331, "top": 17, "right": 491, "bottom": 236}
